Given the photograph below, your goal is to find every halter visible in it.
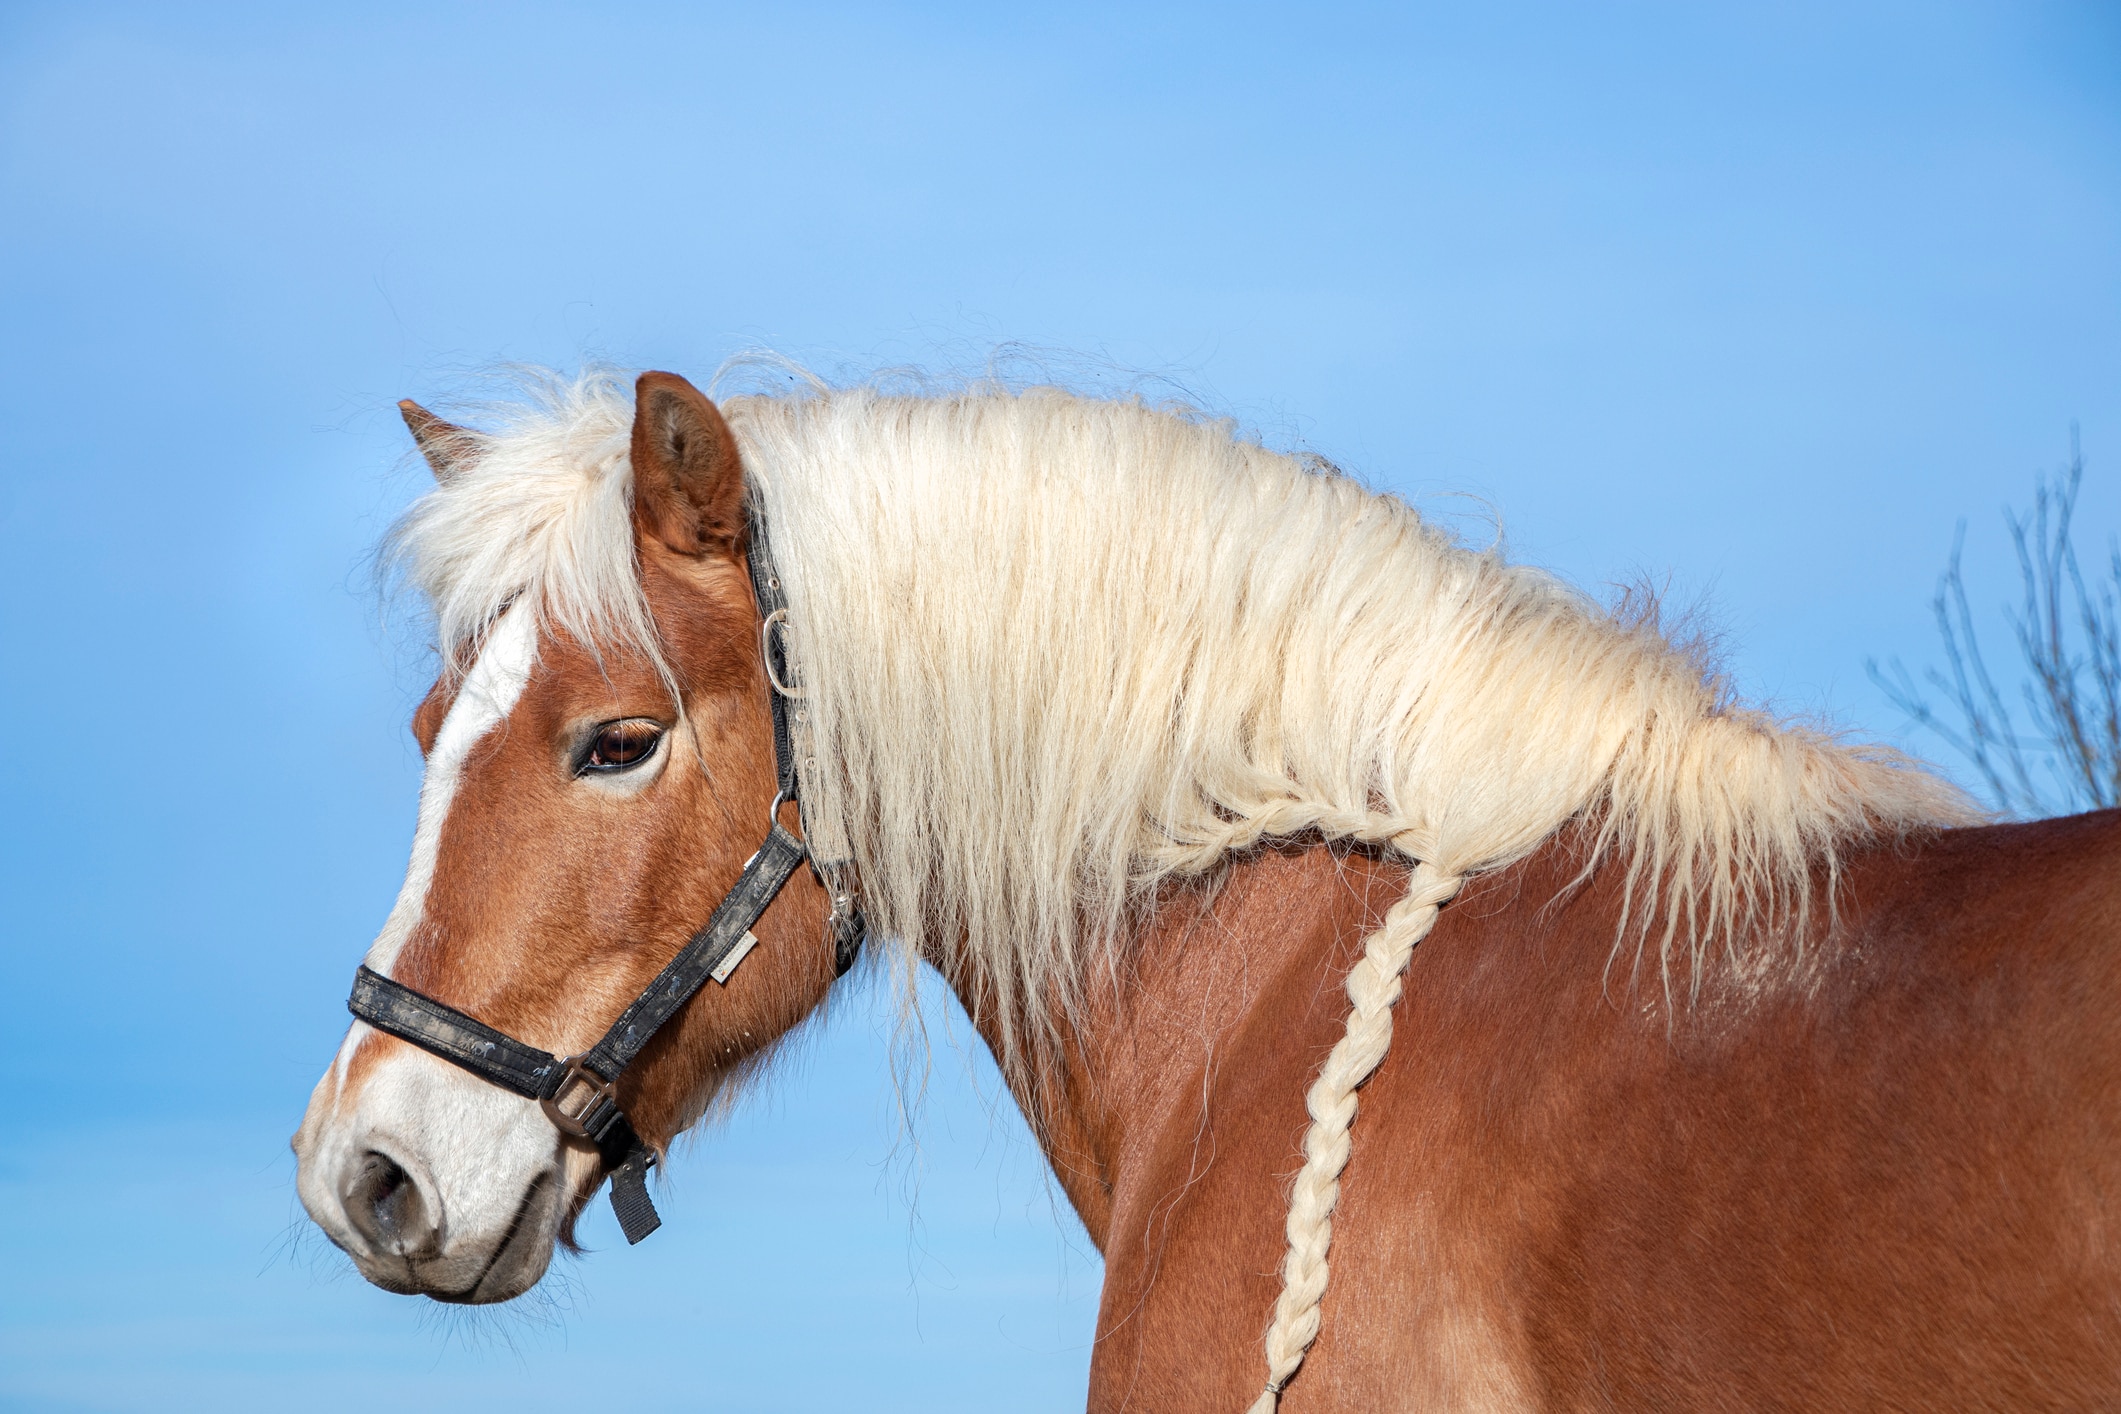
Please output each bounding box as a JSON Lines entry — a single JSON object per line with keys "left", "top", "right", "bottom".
{"left": 346, "top": 504, "right": 863, "bottom": 1245}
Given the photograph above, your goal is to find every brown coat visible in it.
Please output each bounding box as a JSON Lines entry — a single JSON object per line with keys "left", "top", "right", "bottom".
{"left": 992, "top": 814, "right": 2121, "bottom": 1410}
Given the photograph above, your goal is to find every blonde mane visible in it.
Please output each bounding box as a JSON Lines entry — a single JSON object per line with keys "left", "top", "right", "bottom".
{"left": 385, "top": 366, "right": 1977, "bottom": 1074}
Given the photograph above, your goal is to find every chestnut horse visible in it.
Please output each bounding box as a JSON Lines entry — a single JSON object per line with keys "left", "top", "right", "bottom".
{"left": 295, "top": 367, "right": 2121, "bottom": 1410}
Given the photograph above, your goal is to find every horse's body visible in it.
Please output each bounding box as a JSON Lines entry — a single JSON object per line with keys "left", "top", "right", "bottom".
{"left": 293, "top": 368, "right": 2121, "bottom": 1409}
{"left": 1032, "top": 817, "right": 2121, "bottom": 1409}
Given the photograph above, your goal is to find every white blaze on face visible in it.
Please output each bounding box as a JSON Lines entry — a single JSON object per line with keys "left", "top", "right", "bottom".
{"left": 295, "top": 607, "right": 581, "bottom": 1292}
{"left": 324, "top": 604, "right": 540, "bottom": 1095}
{"left": 369, "top": 606, "right": 540, "bottom": 971}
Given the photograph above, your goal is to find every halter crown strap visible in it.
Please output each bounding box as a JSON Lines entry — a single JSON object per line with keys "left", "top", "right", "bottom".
{"left": 750, "top": 513, "right": 855, "bottom": 876}
{"left": 748, "top": 508, "right": 864, "bottom": 973}
{"left": 344, "top": 500, "right": 859, "bottom": 1246}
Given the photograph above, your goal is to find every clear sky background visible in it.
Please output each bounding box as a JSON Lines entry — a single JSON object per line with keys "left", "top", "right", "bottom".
{"left": 1, "top": 3, "right": 2116, "bottom": 1410}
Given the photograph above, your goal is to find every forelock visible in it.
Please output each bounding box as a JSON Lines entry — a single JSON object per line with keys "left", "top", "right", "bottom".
{"left": 381, "top": 367, "right": 665, "bottom": 680}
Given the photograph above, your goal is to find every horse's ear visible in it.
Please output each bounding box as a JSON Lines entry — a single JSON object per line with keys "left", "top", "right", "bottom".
{"left": 630, "top": 371, "right": 746, "bottom": 557}
{"left": 398, "top": 400, "right": 475, "bottom": 483}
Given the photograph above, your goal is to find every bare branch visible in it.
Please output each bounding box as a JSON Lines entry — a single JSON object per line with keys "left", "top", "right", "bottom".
{"left": 1877, "top": 432, "right": 2117, "bottom": 818}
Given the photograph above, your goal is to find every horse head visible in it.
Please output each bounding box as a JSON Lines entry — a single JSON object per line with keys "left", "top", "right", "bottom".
{"left": 291, "top": 373, "right": 833, "bottom": 1302}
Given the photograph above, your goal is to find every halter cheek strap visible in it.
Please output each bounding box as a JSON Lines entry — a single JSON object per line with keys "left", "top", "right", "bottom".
{"left": 346, "top": 504, "right": 862, "bottom": 1245}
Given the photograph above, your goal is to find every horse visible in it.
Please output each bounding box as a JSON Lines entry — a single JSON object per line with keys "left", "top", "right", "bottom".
{"left": 293, "top": 366, "right": 2121, "bottom": 1410}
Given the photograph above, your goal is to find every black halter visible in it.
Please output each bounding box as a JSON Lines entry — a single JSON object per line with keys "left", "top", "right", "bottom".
{"left": 346, "top": 507, "right": 862, "bottom": 1245}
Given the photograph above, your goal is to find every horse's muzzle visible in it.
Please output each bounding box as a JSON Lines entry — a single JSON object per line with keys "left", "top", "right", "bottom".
{"left": 305, "top": 1140, "right": 563, "bottom": 1303}
{"left": 292, "top": 1046, "right": 571, "bottom": 1304}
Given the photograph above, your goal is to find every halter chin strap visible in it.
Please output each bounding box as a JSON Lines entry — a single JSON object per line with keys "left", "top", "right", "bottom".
{"left": 346, "top": 503, "right": 863, "bottom": 1245}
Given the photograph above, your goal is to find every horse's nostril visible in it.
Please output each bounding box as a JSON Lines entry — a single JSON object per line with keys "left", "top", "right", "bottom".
{"left": 344, "top": 1150, "right": 438, "bottom": 1258}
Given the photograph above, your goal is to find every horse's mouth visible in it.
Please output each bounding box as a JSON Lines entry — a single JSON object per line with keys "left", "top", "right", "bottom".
{"left": 334, "top": 1169, "right": 562, "bottom": 1305}
{"left": 427, "top": 1171, "right": 563, "bottom": 1305}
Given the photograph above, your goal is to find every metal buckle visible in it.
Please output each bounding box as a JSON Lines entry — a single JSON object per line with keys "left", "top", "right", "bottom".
{"left": 540, "top": 1056, "right": 621, "bottom": 1142}
{"left": 760, "top": 608, "right": 804, "bottom": 698}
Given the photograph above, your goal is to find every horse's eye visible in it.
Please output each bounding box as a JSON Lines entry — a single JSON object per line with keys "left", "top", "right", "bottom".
{"left": 581, "top": 720, "right": 664, "bottom": 773}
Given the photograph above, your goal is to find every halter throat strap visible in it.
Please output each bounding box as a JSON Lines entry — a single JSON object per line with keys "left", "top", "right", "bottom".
{"left": 345, "top": 502, "right": 860, "bottom": 1245}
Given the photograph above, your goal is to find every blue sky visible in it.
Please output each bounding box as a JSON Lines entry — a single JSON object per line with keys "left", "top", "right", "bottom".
{"left": 1, "top": 3, "right": 2116, "bottom": 1409}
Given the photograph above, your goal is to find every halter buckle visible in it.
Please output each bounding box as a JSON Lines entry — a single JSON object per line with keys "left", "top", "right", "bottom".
{"left": 541, "top": 1056, "right": 623, "bottom": 1143}
{"left": 760, "top": 608, "right": 804, "bottom": 698}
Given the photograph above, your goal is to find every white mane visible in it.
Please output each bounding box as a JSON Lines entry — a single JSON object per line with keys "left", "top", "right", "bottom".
{"left": 385, "top": 367, "right": 1977, "bottom": 1070}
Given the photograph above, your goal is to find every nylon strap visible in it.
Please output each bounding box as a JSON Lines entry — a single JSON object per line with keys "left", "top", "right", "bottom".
{"left": 348, "top": 966, "right": 563, "bottom": 1100}
{"left": 607, "top": 1145, "right": 662, "bottom": 1244}
{"left": 346, "top": 819, "right": 807, "bottom": 1236}
{"left": 579, "top": 821, "right": 806, "bottom": 1079}
{"left": 349, "top": 824, "right": 805, "bottom": 1107}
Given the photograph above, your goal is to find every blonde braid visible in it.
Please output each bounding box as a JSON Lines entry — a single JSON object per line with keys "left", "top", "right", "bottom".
{"left": 1247, "top": 857, "right": 1462, "bottom": 1413}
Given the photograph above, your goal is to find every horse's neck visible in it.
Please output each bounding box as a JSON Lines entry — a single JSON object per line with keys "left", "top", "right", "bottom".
{"left": 938, "top": 842, "right": 1414, "bottom": 1251}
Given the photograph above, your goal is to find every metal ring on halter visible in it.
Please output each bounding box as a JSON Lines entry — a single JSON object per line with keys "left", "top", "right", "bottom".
{"left": 760, "top": 608, "right": 804, "bottom": 698}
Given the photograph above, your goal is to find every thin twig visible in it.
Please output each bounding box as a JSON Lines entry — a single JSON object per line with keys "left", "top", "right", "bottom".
{"left": 1867, "top": 432, "right": 2117, "bottom": 818}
